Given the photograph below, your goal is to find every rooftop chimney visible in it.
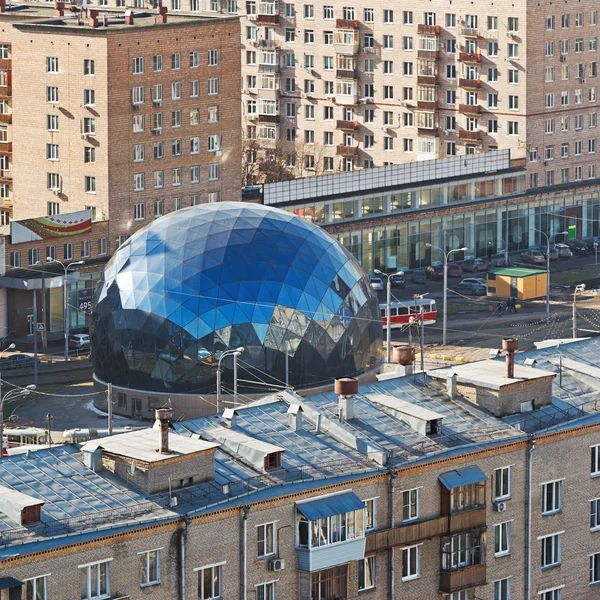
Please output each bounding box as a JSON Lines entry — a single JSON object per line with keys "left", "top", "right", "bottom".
{"left": 287, "top": 404, "right": 303, "bottom": 431}
{"left": 222, "top": 407, "right": 237, "bottom": 428}
{"left": 502, "top": 338, "right": 518, "bottom": 379}
{"left": 88, "top": 8, "right": 99, "bottom": 28}
{"left": 103, "top": 14, "right": 108, "bottom": 27}
{"left": 0, "top": 0, "right": 6, "bottom": 14}
{"left": 335, "top": 377, "right": 358, "bottom": 421}
{"left": 155, "top": 408, "right": 172, "bottom": 454}
{"left": 55, "top": 1, "right": 65, "bottom": 16}
{"left": 156, "top": 5, "right": 167, "bottom": 23}
{"left": 124, "top": 9, "right": 134, "bottom": 25}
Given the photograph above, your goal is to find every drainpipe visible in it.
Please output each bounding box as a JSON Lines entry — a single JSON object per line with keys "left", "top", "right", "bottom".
{"left": 389, "top": 470, "right": 397, "bottom": 600}
{"left": 180, "top": 516, "right": 191, "bottom": 600}
{"left": 241, "top": 506, "right": 250, "bottom": 600}
{"left": 525, "top": 438, "right": 536, "bottom": 600}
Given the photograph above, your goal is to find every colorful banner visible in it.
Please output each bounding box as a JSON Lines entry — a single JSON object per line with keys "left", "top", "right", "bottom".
{"left": 11, "top": 210, "right": 92, "bottom": 243}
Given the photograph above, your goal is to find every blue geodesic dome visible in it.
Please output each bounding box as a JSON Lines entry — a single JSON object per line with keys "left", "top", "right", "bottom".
{"left": 92, "top": 202, "right": 383, "bottom": 393}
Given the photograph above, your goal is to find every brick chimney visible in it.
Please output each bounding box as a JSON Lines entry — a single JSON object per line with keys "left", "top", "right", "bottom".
{"left": 88, "top": 8, "right": 99, "bottom": 28}
{"left": 0, "top": 0, "right": 7, "bottom": 14}
{"left": 156, "top": 5, "right": 167, "bottom": 23}
{"left": 54, "top": 1, "right": 65, "bottom": 16}
{"left": 502, "top": 338, "right": 518, "bottom": 379}
{"left": 124, "top": 9, "right": 134, "bottom": 25}
{"left": 103, "top": 14, "right": 108, "bottom": 26}
{"left": 155, "top": 408, "right": 172, "bottom": 454}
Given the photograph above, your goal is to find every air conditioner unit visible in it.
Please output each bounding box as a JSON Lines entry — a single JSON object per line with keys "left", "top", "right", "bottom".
{"left": 381, "top": 125, "right": 391, "bottom": 132}
{"left": 52, "top": 189, "right": 60, "bottom": 195}
{"left": 216, "top": 150, "right": 223, "bottom": 157}
{"left": 494, "top": 501, "right": 507, "bottom": 512}
{"left": 267, "top": 558, "right": 285, "bottom": 572}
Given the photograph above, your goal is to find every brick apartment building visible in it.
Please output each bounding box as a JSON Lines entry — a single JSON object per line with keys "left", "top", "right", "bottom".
{"left": 1, "top": 337, "right": 600, "bottom": 600}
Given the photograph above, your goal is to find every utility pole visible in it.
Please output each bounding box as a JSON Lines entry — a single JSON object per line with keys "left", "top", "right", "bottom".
{"left": 107, "top": 382, "right": 113, "bottom": 435}
{"left": 46, "top": 413, "right": 53, "bottom": 448}
{"left": 420, "top": 307, "right": 425, "bottom": 381}
{"left": 33, "top": 289, "right": 38, "bottom": 388}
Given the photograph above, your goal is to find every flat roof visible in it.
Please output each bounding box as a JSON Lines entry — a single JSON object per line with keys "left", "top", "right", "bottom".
{"left": 429, "top": 359, "right": 556, "bottom": 390}
{"left": 489, "top": 268, "right": 545, "bottom": 278}
{"left": 82, "top": 428, "right": 219, "bottom": 463}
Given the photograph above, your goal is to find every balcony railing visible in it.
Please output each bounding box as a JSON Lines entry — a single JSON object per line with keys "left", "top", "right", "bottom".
{"left": 334, "top": 32, "right": 359, "bottom": 55}
{"left": 0, "top": 113, "right": 12, "bottom": 124}
{"left": 417, "top": 49, "right": 438, "bottom": 59}
{"left": 417, "top": 100, "right": 437, "bottom": 110}
{"left": 459, "top": 52, "right": 482, "bottom": 64}
{"left": 336, "top": 119, "right": 359, "bottom": 131}
{"left": 366, "top": 516, "right": 448, "bottom": 552}
{"left": 336, "top": 144, "right": 358, "bottom": 157}
{"left": 439, "top": 563, "right": 486, "bottom": 593}
{"left": 336, "top": 18, "right": 359, "bottom": 28}
{"left": 256, "top": 13, "right": 279, "bottom": 23}
{"left": 417, "top": 24, "right": 441, "bottom": 35}
{"left": 336, "top": 68, "right": 357, "bottom": 79}
{"left": 0, "top": 142, "right": 12, "bottom": 153}
{"left": 458, "top": 129, "right": 483, "bottom": 142}
{"left": 459, "top": 78, "right": 481, "bottom": 89}
{"left": 448, "top": 507, "right": 487, "bottom": 532}
{"left": 417, "top": 75, "right": 437, "bottom": 85}
{"left": 258, "top": 113, "right": 280, "bottom": 123}
{"left": 0, "top": 59, "right": 11, "bottom": 70}
{"left": 459, "top": 103, "right": 482, "bottom": 115}
{"left": 459, "top": 27, "right": 481, "bottom": 37}
{"left": 418, "top": 127, "right": 438, "bottom": 137}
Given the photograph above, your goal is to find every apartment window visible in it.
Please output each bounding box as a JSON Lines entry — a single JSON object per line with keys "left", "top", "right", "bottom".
{"left": 465, "top": 14, "right": 477, "bottom": 28}
{"left": 47, "top": 173, "right": 60, "bottom": 191}
{"left": 257, "top": 522, "right": 275, "bottom": 557}
{"left": 188, "top": 165, "right": 199, "bottom": 183}
{"left": 561, "top": 143, "right": 569, "bottom": 158}
{"left": 592, "top": 445, "right": 600, "bottom": 475}
{"left": 508, "top": 69, "right": 519, "bottom": 84}
{"left": 383, "top": 137, "right": 394, "bottom": 151}
{"left": 188, "top": 51, "right": 200, "bottom": 69}
{"left": 488, "top": 94, "right": 498, "bottom": 109}
{"left": 191, "top": 194, "right": 200, "bottom": 206}
{"left": 381, "top": 9, "right": 393, "bottom": 23}
{"left": 592, "top": 10, "right": 598, "bottom": 26}
{"left": 196, "top": 564, "right": 222, "bottom": 600}
{"left": 84, "top": 89, "right": 95, "bottom": 107}
{"left": 591, "top": 553, "right": 600, "bottom": 584}
{"left": 208, "top": 78, "right": 219, "bottom": 95}
{"left": 153, "top": 55, "right": 163, "bottom": 72}
{"left": 47, "top": 114, "right": 59, "bottom": 131}
{"left": 27, "top": 248, "right": 38, "bottom": 267}
{"left": 46, "top": 56, "right": 58, "bottom": 73}
{"left": 208, "top": 49, "right": 219, "bottom": 66}
{"left": 494, "top": 578, "right": 510, "bottom": 600}
{"left": 446, "top": 13, "right": 456, "bottom": 28}
{"left": 47, "top": 201, "right": 60, "bottom": 216}
{"left": 154, "top": 199, "right": 164, "bottom": 217}
{"left": 507, "top": 17, "right": 518, "bottom": 32}
{"left": 508, "top": 96, "right": 519, "bottom": 111}
{"left": 208, "top": 135, "right": 220, "bottom": 152}
{"left": 80, "top": 559, "right": 110, "bottom": 599}
{"left": 172, "top": 138, "right": 182, "bottom": 157}
{"left": 304, "top": 30, "right": 314, "bottom": 43}
{"left": 133, "top": 57, "right": 144, "bottom": 74}
{"left": 545, "top": 94, "right": 555, "bottom": 108}
{"left": 0, "top": 45, "right": 8, "bottom": 60}
{"left": 545, "top": 146, "right": 555, "bottom": 161}
{"left": 81, "top": 239, "right": 91, "bottom": 259}
{"left": 402, "top": 488, "right": 419, "bottom": 522}
{"left": 171, "top": 81, "right": 181, "bottom": 100}
{"left": 46, "top": 86, "right": 58, "bottom": 104}
{"left": 154, "top": 142, "right": 164, "bottom": 159}
{"left": 133, "top": 115, "right": 145, "bottom": 133}
{"left": 322, "top": 5, "right": 332, "bottom": 19}
{"left": 83, "top": 118, "right": 95, "bottom": 135}
{"left": 10, "top": 251, "right": 19, "bottom": 268}
{"left": 401, "top": 545, "right": 420, "bottom": 581}
{"left": 303, "top": 4, "right": 313, "bottom": 19}
{"left": 24, "top": 576, "right": 48, "bottom": 600}
{"left": 546, "top": 67, "right": 555, "bottom": 82}
{"left": 0, "top": 210, "right": 8, "bottom": 226}
{"left": 494, "top": 521, "right": 511, "bottom": 556}
{"left": 171, "top": 110, "right": 182, "bottom": 128}
{"left": 541, "top": 533, "right": 562, "bottom": 568}
{"left": 134, "top": 203, "right": 146, "bottom": 221}
{"left": 83, "top": 59, "right": 95, "bottom": 76}
{"left": 256, "top": 582, "right": 276, "bottom": 600}
{"left": 562, "top": 14, "right": 570, "bottom": 28}
{"left": 590, "top": 138, "right": 596, "bottom": 154}
{"left": 358, "top": 556, "right": 375, "bottom": 591}
{"left": 495, "top": 466, "right": 512, "bottom": 500}
{"left": 133, "top": 144, "right": 144, "bottom": 163}
{"left": 386, "top": 61, "right": 395, "bottom": 75}
{"left": 363, "top": 7, "right": 373, "bottom": 22}
{"left": 173, "top": 168, "right": 182, "bottom": 186}
{"left": 591, "top": 499, "right": 600, "bottom": 530}
{"left": 46, "top": 143, "right": 59, "bottom": 161}
{"left": 508, "top": 43, "right": 519, "bottom": 58}
{"left": 171, "top": 53, "right": 181, "bottom": 70}
{"left": 133, "top": 173, "right": 145, "bottom": 191}
{"left": 138, "top": 549, "right": 160, "bottom": 587}
{"left": 208, "top": 192, "right": 220, "bottom": 203}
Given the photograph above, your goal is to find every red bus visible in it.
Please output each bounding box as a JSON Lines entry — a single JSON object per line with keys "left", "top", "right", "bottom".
{"left": 380, "top": 298, "right": 437, "bottom": 329}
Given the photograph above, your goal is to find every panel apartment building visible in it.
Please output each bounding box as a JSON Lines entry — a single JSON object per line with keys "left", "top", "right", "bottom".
{"left": 2, "top": 338, "right": 600, "bottom": 600}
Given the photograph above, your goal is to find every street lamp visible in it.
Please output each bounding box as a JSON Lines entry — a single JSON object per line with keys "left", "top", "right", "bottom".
{"left": 374, "top": 269, "right": 404, "bottom": 363}
{"left": 46, "top": 258, "right": 85, "bottom": 362}
{"left": 532, "top": 229, "right": 568, "bottom": 320}
{"left": 426, "top": 242, "right": 468, "bottom": 346}
{"left": 216, "top": 347, "right": 245, "bottom": 413}
{"left": 573, "top": 283, "right": 586, "bottom": 339}
{"left": 0, "top": 384, "right": 36, "bottom": 459}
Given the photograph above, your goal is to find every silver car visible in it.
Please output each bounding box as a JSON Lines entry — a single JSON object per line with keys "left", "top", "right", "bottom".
{"left": 369, "top": 276, "right": 384, "bottom": 291}
{"left": 551, "top": 243, "right": 573, "bottom": 259}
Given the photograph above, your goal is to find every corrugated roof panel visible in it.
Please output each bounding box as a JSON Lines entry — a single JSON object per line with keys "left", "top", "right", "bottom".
{"left": 296, "top": 491, "right": 365, "bottom": 521}
{"left": 438, "top": 465, "right": 488, "bottom": 490}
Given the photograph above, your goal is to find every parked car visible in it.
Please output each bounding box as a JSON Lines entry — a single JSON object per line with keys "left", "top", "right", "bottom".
{"left": 368, "top": 276, "right": 384, "bottom": 291}
{"left": 540, "top": 246, "right": 560, "bottom": 262}
{"left": 0, "top": 354, "right": 37, "bottom": 370}
{"left": 566, "top": 238, "right": 594, "bottom": 256}
{"left": 447, "top": 263, "right": 463, "bottom": 278}
{"left": 551, "top": 243, "right": 573, "bottom": 259}
{"left": 461, "top": 277, "right": 487, "bottom": 286}
{"left": 411, "top": 269, "right": 427, "bottom": 284}
{"left": 461, "top": 258, "right": 490, "bottom": 273}
{"left": 520, "top": 249, "right": 546, "bottom": 265}
{"left": 68, "top": 333, "right": 91, "bottom": 349}
{"left": 425, "top": 265, "right": 445, "bottom": 280}
{"left": 389, "top": 273, "right": 406, "bottom": 288}
{"left": 454, "top": 281, "right": 487, "bottom": 296}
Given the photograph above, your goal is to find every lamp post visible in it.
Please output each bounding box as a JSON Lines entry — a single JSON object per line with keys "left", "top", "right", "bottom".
{"left": 0, "top": 383, "right": 36, "bottom": 459}
{"left": 532, "top": 229, "right": 568, "bottom": 320}
{"left": 46, "top": 258, "right": 85, "bottom": 362}
{"left": 216, "top": 347, "right": 244, "bottom": 413}
{"left": 374, "top": 269, "right": 404, "bottom": 363}
{"left": 426, "top": 240, "right": 468, "bottom": 346}
{"left": 573, "top": 283, "right": 586, "bottom": 339}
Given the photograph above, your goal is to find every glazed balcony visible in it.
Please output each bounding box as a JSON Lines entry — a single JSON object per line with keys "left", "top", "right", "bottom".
{"left": 0, "top": 142, "right": 12, "bottom": 153}
{"left": 334, "top": 30, "right": 359, "bottom": 55}
{"left": 417, "top": 24, "right": 441, "bottom": 35}
{"left": 336, "top": 144, "right": 358, "bottom": 157}
{"left": 365, "top": 515, "right": 448, "bottom": 552}
{"left": 447, "top": 507, "right": 486, "bottom": 533}
{"left": 417, "top": 75, "right": 437, "bottom": 85}
{"left": 417, "top": 100, "right": 437, "bottom": 111}
{"left": 439, "top": 563, "right": 486, "bottom": 593}
{"left": 0, "top": 169, "right": 12, "bottom": 183}
{"left": 459, "top": 78, "right": 481, "bottom": 89}
{"left": 336, "top": 18, "right": 359, "bottom": 29}
{"left": 0, "top": 59, "right": 11, "bottom": 70}
{"left": 418, "top": 49, "right": 438, "bottom": 60}
{"left": 459, "top": 52, "right": 482, "bottom": 64}
{"left": 336, "top": 119, "right": 359, "bottom": 131}
{"left": 0, "top": 113, "right": 12, "bottom": 124}
{"left": 258, "top": 113, "right": 280, "bottom": 124}
{"left": 418, "top": 128, "right": 438, "bottom": 137}
{"left": 458, "top": 129, "right": 483, "bottom": 142}
{"left": 459, "top": 103, "right": 482, "bottom": 115}
{"left": 256, "top": 13, "right": 279, "bottom": 23}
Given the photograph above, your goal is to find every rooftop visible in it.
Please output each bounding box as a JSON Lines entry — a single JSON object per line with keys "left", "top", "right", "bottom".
{"left": 489, "top": 268, "right": 545, "bottom": 278}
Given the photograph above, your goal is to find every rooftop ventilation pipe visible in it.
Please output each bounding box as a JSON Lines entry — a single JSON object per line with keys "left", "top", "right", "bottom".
{"left": 155, "top": 408, "right": 172, "bottom": 454}
{"left": 156, "top": 5, "right": 167, "bottom": 23}
{"left": 88, "top": 8, "right": 99, "bottom": 27}
{"left": 54, "top": 1, "right": 64, "bottom": 16}
{"left": 503, "top": 338, "right": 518, "bottom": 379}
{"left": 124, "top": 9, "right": 134, "bottom": 25}
{"left": 287, "top": 404, "right": 303, "bottom": 431}
{"left": 335, "top": 377, "right": 358, "bottom": 421}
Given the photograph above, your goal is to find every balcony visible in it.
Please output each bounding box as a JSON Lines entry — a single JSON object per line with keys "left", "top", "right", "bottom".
{"left": 418, "top": 24, "right": 441, "bottom": 35}
{"left": 258, "top": 63, "right": 279, "bottom": 74}
{"left": 336, "top": 18, "right": 359, "bottom": 28}
{"left": 0, "top": 59, "right": 11, "bottom": 70}
{"left": 336, "top": 119, "right": 359, "bottom": 131}
{"left": 334, "top": 31, "right": 359, "bottom": 55}
{"left": 0, "top": 88, "right": 11, "bottom": 99}
{"left": 417, "top": 100, "right": 437, "bottom": 111}
{"left": 258, "top": 113, "right": 280, "bottom": 123}
{"left": 417, "top": 75, "right": 437, "bottom": 85}
{"left": 256, "top": 13, "right": 279, "bottom": 23}
{"left": 0, "top": 114, "right": 12, "bottom": 124}
{"left": 0, "top": 170, "right": 12, "bottom": 182}
{"left": 459, "top": 52, "right": 482, "bottom": 64}
{"left": 335, "top": 93, "right": 357, "bottom": 106}
{"left": 448, "top": 507, "right": 486, "bottom": 532}
{"left": 0, "top": 142, "right": 12, "bottom": 153}
{"left": 418, "top": 128, "right": 438, "bottom": 137}
{"left": 337, "top": 144, "right": 358, "bottom": 157}
{"left": 459, "top": 103, "right": 482, "bottom": 115}
{"left": 439, "top": 563, "right": 486, "bottom": 593}
{"left": 418, "top": 49, "right": 438, "bottom": 60}
{"left": 458, "top": 129, "right": 483, "bottom": 142}
{"left": 459, "top": 27, "right": 481, "bottom": 37}
{"left": 459, "top": 78, "right": 481, "bottom": 89}
{"left": 336, "top": 68, "right": 357, "bottom": 79}
{"left": 366, "top": 516, "right": 448, "bottom": 553}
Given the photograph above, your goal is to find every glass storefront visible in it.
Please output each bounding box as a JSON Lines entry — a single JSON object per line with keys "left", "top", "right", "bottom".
{"left": 48, "top": 273, "right": 102, "bottom": 333}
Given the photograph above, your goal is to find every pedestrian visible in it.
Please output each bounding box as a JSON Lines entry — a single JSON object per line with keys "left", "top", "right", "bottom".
{"left": 511, "top": 297, "right": 518, "bottom": 314}
{"left": 505, "top": 300, "right": 511, "bottom": 314}
{"left": 497, "top": 301, "right": 504, "bottom": 316}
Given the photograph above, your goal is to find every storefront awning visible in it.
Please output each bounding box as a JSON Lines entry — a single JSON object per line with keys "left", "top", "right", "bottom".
{"left": 439, "top": 465, "right": 487, "bottom": 490}
{"left": 296, "top": 491, "right": 365, "bottom": 521}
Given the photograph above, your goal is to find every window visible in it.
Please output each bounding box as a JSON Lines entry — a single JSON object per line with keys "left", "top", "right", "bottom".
{"left": 541, "top": 533, "right": 562, "bottom": 568}
{"left": 24, "top": 576, "right": 48, "bottom": 600}
{"left": 80, "top": 559, "right": 110, "bottom": 600}
{"left": 208, "top": 78, "right": 219, "bottom": 96}
{"left": 134, "top": 203, "right": 146, "bottom": 221}
{"left": 46, "top": 56, "right": 58, "bottom": 73}
{"left": 591, "top": 553, "right": 600, "bottom": 584}
{"left": 28, "top": 248, "right": 39, "bottom": 266}
{"left": 47, "top": 201, "right": 60, "bottom": 216}
{"left": 384, "top": 137, "right": 394, "bottom": 151}
{"left": 133, "top": 57, "right": 144, "bottom": 74}
{"left": 592, "top": 445, "right": 600, "bottom": 475}
{"left": 402, "top": 488, "right": 419, "bottom": 522}
{"left": 542, "top": 481, "right": 562, "bottom": 514}
{"left": 83, "top": 118, "right": 95, "bottom": 134}
{"left": 450, "top": 481, "right": 486, "bottom": 512}
{"left": 171, "top": 82, "right": 181, "bottom": 100}
{"left": 591, "top": 499, "right": 600, "bottom": 530}
{"left": 83, "top": 59, "right": 95, "bottom": 76}
{"left": 495, "top": 466, "right": 511, "bottom": 500}
{"left": 540, "top": 588, "right": 562, "bottom": 600}
{"left": 47, "top": 143, "right": 59, "bottom": 161}
{"left": 47, "top": 173, "right": 60, "bottom": 191}
{"left": 84, "top": 89, "right": 95, "bottom": 107}
{"left": 208, "top": 135, "right": 220, "bottom": 152}
{"left": 365, "top": 498, "right": 376, "bottom": 530}
{"left": 154, "top": 142, "right": 164, "bottom": 159}
{"left": 154, "top": 199, "right": 164, "bottom": 217}
{"left": 446, "top": 13, "right": 456, "bottom": 28}
{"left": 172, "top": 110, "right": 182, "bottom": 128}
{"left": 133, "top": 115, "right": 145, "bottom": 133}
{"left": 384, "top": 9, "right": 393, "bottom": 23}
{"left": 508, "top": 121, "right": 519, "bottom": 136}
{"left": 358, "top": 556, "right": 375, "bottom": 591}
{"left": 508, "top": 43, "right": 519, "bottom": 58}
{"left": 139, "top": 550, "right": 160, "bottom": 586}
{"left": 364, "top": 8, "right": 373, "bottom": 23}
{"left": 196, "top": 563, "right": 222, "bottom": 600}
{"left": 81, "top": 239, "right": 90, "bottom": 259}
{"left": 10, "top": 251, "right": 19, "bottom": 268}
{"left": 171, "top": 52, "right": 181, "bottom": 70}
{"left": 441, "top": 530, "right": 483, "bottom": 570}
{"left": 494, "top": 578, "right": 510, "bottom": 600}
{"left": 46, "top": 86, "right": 58, "bottom": 104}
{"left": 299, "top": 506, "right": 365, "bottom": 549}
{"left": 310, "top": 566, "right": 347, "bottom": 600}
{"left": 562, "top": 14, "right": 570, "bottom": 28}
{"left": 494, "top": 521, "right": 511, "bottom": 556}
{"left": 256, "top": 582, "right": 276, "bottom": 600}
{"left": 190, "top": 80, "right": 200, "bottom": 98}
{"left": 173, "top": 168, "right": 182, "bottom": 186}
{"left": 208, "top": 49, "right": 219, "bottom": 66}
{"left": 134, "top": 173, "right": 145, "bottom": 191}
{"left": 172, "top": 138, "right": 182, "bottom": 156}
{"left": 47, "top": 114, "right": 59, "bottom": 131}
{"left": 402, "top": 545, "right": 420, "bottom": 581}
